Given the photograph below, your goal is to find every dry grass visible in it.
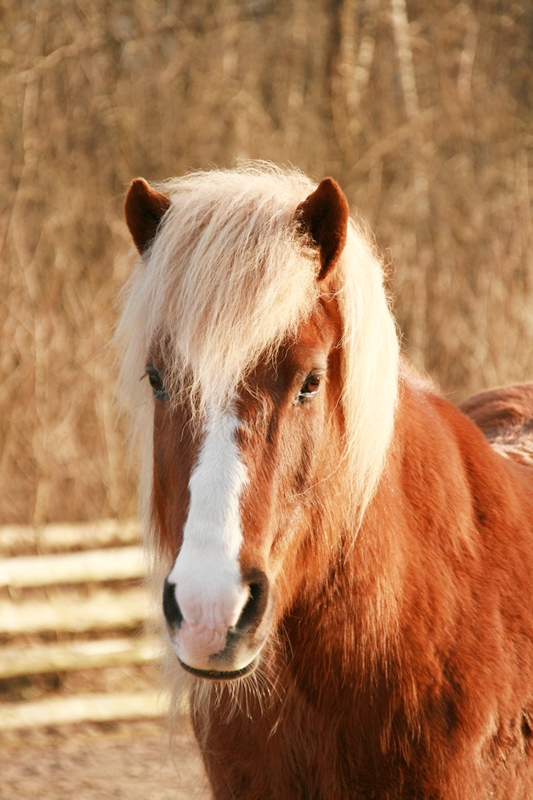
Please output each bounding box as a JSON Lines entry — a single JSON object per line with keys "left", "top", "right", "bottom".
{"left": 0, "top": 0, "right": 532, "bottom": 524}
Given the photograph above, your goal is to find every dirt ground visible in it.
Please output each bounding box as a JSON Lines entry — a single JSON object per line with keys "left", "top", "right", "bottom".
{"left": 0, "top": 719, "right": 212, "bottom": 800}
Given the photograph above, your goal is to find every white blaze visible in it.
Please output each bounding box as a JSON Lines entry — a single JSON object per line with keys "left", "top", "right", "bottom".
{"left": 167, "top": 409, "right": 249, "bottom": 662}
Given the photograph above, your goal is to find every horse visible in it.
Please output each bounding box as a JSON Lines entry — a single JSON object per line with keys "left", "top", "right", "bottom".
{"left": 117, "top": 164, "right": 533, "bottom": 799}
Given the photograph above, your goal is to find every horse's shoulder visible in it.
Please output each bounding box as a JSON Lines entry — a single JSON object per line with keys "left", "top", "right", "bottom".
{"left": 459, "top": 383, "right": 533, "bottom": 468}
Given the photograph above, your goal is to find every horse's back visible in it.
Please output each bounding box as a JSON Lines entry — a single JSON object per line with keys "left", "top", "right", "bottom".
{"left": 460, "top": 383, "right": 533, "bottom": 467}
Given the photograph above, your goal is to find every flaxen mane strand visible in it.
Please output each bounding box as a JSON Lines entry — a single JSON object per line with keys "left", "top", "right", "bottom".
{"left": 117, "top": 164, "right": 399, "bottom": 530}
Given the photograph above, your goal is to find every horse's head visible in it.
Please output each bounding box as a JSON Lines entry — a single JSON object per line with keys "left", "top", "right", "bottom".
{"left": 121, "top": 168, "right": 398, "bottom": 680}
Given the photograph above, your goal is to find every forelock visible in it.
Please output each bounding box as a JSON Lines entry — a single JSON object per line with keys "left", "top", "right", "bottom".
{"left": 127, "top": 165, "right": 321, "bottom": 413}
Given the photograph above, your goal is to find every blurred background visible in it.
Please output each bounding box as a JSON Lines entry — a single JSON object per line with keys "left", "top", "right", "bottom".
{"left": 0, "top": 3, "right": 532, "bottom": 787}
{"left": 1, "top": 0, "right": 532, "bottom": 527}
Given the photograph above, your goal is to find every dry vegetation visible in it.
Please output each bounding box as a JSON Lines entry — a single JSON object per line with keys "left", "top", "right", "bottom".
{"left": 0, "top": 0, "right": 532, "bottom": 525}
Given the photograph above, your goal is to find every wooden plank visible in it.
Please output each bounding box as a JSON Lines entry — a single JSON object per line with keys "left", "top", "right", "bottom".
{"left": 0, "top": 587, "right": 152, "bottom": 635}
{"left": 0, "top": 636, "right": 160, "bottom": 679}
{"left": 0, "top": 518, "right": 140, "bottom": 556}
{"left": 0, "top": 692, "right": 168, "bottom": 729}
{"left": 0, "top": 546, "right": 144, "bottom": 588}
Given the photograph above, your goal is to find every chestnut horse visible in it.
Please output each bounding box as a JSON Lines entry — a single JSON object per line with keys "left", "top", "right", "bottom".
{"left": 118, "top": 165, "right": 533, "bottom": 799}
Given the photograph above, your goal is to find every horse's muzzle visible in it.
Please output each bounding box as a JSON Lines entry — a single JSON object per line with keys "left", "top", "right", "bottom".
{"left": 162, "top": 570, "right": 271, "bottom": 678}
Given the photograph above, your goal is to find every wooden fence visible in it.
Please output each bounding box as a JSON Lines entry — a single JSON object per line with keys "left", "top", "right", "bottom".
{"left": 0, "top": 520, "right": 168, "bottom": 729}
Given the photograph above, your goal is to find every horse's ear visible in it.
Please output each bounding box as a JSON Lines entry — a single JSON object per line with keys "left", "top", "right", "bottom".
{"left": 296, "top": 178, "right": 350, "bottom": 282}
{"left": 125, "top": 178, "right": 171, "bottom": 255}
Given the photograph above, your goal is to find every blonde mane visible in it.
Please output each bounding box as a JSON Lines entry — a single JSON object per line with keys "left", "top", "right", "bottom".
{"left": 116, "top": 163, "right": 399, "bottom": 531}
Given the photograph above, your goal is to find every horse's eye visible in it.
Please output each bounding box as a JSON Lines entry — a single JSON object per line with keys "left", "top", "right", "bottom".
{"left": 146, "top": 368, "right": 169, "bottom": 402}
{"left": 297, "top": 373, "right": 322, "bottom": 404}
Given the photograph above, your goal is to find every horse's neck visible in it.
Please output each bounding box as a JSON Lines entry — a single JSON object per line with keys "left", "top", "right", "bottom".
{"left": 293, "top": 376, "right": 528, "bottom": 690}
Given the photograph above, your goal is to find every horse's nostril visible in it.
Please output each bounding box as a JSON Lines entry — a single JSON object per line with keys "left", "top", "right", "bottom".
{"left": 236, "top": 572, "right": 269, "bottom": 632}
{"left": 163, "top": 578, "right": 183, "bottom": 628}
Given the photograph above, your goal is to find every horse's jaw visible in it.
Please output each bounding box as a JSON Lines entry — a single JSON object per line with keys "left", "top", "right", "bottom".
{"left": 177, "top": 655, "right": 260, "bottom": 681}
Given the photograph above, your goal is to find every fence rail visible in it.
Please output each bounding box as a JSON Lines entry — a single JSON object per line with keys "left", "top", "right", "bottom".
{"left": 0, "top": 636, "right": 159, "bottom": 679}
{"left": 0, "top": 519, "right": 165, "bottom": 730}
{"left": 0, "top": 692, "right": 167, "bottom": 730}
{"left": 0, "top": 546, "right": 144, "bottom": 587}
{"left": 0, "top": 518, "right": 140, "bottom": 556}
{"left": 0, "top": 586, "right": 151, "bottom": 635}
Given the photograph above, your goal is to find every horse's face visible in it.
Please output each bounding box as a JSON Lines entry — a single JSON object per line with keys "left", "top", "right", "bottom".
{"left": 153, "top": 296, "right": 344, "bottom": 678}
{"left": 125, "top": 175, "right": 349, "bottom": 679}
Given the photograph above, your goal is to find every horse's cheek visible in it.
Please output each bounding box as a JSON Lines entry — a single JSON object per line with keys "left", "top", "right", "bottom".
{"left": 265, "top": 405, "right": 326, "bottom": 557}
{"left": 291, "top": 401, "right": 328, "bottom": 489}
{"left": 151, "top": 407, "right": 193, "bottom": 559}
{"left": 239, "top": 446, "right": 279, "bottom": 568}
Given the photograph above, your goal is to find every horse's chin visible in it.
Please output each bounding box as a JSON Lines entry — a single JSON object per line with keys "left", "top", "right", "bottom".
{"left": 178, "top": 656, "right": 259, "bottom": 681}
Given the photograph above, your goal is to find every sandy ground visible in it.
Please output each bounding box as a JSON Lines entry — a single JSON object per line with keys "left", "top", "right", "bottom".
{"left": 0, "top": 719, "right": 212, "bottom": 800}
